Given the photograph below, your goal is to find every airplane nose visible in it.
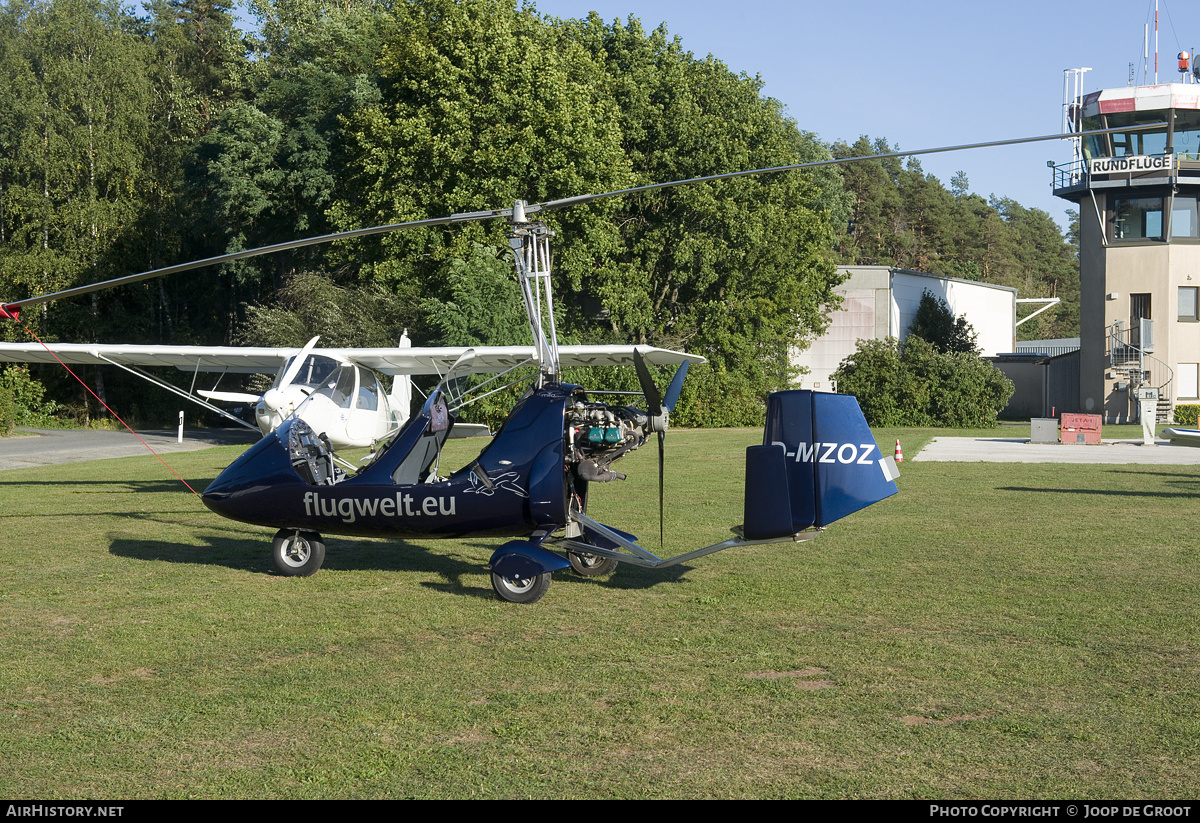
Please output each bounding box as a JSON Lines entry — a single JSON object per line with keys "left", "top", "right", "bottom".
{"left": 262, "top": 387, "right": 287, "bottom": 412}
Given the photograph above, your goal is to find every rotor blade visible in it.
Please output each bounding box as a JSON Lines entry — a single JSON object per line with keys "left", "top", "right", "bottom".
{"left": 527, "top": 123, "right": 1168, "bottom": 215}
{"left": 1, "top": 207, "right": 515, "bottom": 315}
{"left": 2, "top": 123, "right": 1161, "bottom": 318}
{"left": 633, "top": 348, "right": 662, "bottom": 417}
{"left": 279, "top": 336, "right": 321, "bottom": 389}
{"left": 662, "top": 362, "right": 690, "bottom": 412}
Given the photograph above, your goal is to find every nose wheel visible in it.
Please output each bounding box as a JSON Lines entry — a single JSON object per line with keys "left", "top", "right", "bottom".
{"left": 490, "top": 571, "right": 551, "bottom": 603}
{"left": 272, "top": 529, "right": 326, "bottom": 576}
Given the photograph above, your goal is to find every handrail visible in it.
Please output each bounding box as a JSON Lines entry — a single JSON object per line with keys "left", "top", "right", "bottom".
{"left": 1107, "top": 322, "right": 1174, "bottom": 401}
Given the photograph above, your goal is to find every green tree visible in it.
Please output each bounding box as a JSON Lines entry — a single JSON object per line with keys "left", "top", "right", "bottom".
{"left": 829, "top": 338, "right": 915, "bottom": 427}
{"left": 423, "top": 246, "right": 530, "bottom": 349}
{"left": 0, "top": 0, "right": 155, "bottom": 316}
{"left": 237, "top": 270, "right": 416, "bottom": 349}
{"left": 187, "top": 0, "right": 386, "bottom": 288}
{"left": 907, "top": 290, "right": 978, "bottom": 354}
{"left": 833, "top": 336, "right": 1013, "bottom": 428}
{"left": 564, "top": 12, "right": 849, "bottom": 386}
{"left": 329, "top": 1, "right": 849, "bottom": 421}
{"left": 0, "top": 364, "right": 60, "bottom": 434}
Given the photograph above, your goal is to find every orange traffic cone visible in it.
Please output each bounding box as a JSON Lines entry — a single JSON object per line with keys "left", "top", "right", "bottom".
{"left": 894, "top": 439, "right": 904, "bottom": 463}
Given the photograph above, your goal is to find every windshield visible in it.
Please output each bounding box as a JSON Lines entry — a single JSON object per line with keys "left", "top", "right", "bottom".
{"left": 312, "top": 364, "right": 359, "bottom": 409}
{"left": 274, "top": 353, "right": 339, "bottom": 390}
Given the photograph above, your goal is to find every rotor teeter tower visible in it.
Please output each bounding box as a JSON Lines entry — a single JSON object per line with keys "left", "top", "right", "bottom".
{"left": 507, "top": 200, "right": 561, "bottom": 385}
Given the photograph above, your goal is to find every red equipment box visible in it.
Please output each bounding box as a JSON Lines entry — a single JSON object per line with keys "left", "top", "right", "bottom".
{"left": 1060, "top": 413, "right": 1102, "bottom": 444}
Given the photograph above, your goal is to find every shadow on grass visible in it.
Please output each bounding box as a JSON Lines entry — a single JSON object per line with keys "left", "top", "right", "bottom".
{"left": 0, "top": 477, "right": 214, "bottom": 492}
{"left": 1104, "top": 468, "right": 1200, "bottom": 480}
{"left": 110, "top": 533, "right": 275, "bottom": 574}
{"left": 1000, "top": 485, "right": 1200, "bottom": 498}
{"left": 108, "top": 533, "right": 695, "bottom": 595}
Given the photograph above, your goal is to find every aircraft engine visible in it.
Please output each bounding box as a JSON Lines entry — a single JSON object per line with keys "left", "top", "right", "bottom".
{"left": 564, "top": 399, "right": 648, "bottom": 482}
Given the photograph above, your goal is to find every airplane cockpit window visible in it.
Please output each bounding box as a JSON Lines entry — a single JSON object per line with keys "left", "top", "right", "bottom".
{"left": 314, "top": 365, "right": 358, "bottom": 408}
{"left": 275, "top": 353, "right": 339, "bottom": 390}
{"left": 355, "top": 367, "right": 381, "bottom": 411}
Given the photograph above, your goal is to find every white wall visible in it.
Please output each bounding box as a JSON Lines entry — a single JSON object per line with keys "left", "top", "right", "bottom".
{"left": 891, "top": 272, "right": 1015, "bottom": 357}
{"left": 797, "top": 288, "right": 877, "bottom": 390}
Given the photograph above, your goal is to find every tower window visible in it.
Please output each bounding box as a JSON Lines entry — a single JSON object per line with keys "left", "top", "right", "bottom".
{"left": 1180, "top": 287, "right": 1199, "bottom": 321}
{"left": 1173, "top": 197, "right": 1200, "bottom": 238}
{"left": 1113, "top": 196, "right": 1164, "bottom": 240}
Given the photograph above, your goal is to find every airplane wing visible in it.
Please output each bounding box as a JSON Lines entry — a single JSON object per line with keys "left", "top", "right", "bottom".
{"left": 0, "top": 342, "right": 294, "bottom": 373}
{"left": 0, "top": 342, "right": 705, "bottom": 375}
{"left": 327, "top": 345, "right": 707, "bottom": 375}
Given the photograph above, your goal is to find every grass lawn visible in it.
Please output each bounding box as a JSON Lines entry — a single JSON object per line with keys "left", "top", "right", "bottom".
{"left": 0, "top": 427, "right": 1197, "bottom": 798}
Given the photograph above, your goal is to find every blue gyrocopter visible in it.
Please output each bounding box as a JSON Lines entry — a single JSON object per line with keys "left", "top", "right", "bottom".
{"left": 194, "top": 212, "right": 900, "bottom": 603}
{"left": 3, "top": 162, "right": 912, "bottom": 603}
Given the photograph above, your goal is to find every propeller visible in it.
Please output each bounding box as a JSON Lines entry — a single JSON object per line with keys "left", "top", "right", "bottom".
{"left": 197, "top": 390, "right": 261, "bottom": 403}
{"left": 279, "top": 335, "right": 321, "bottom": 389}
{"left": 262, "top": 335, "right": 320, "bottom": 417}
{"left": 633, "top": 348, "right": 690, "bottom": 549}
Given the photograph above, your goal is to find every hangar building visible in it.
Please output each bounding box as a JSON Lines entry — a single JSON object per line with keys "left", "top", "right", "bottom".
{"left": 793, "top": 265, "right": 1017, "bottom": 392}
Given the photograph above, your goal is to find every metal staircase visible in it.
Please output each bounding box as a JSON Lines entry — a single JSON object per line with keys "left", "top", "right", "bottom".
{"left": 1108, "top": 321, "right": 1175, "bottom": 422}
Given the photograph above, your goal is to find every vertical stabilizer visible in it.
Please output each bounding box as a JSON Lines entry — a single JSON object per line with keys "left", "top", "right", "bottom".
{"left": 744, "top": 390, "right": 898, "bottom": 540}
{"left": 389, "top": 331, "right": 413, "bottom": 424}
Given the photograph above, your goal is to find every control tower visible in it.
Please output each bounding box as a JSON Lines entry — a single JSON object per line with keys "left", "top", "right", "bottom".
{"left": 1052, "top": 80, "right": 1200, "bottom": 423}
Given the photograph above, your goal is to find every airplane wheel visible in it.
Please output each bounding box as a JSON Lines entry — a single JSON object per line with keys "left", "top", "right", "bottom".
{"left": 491, "top": 571, "right": 551, "bottom": 604}
{"left": 567, "top": 551, "right": 617, "bottom": 577}
{"left": 272, "top": 529, "right": 325, "bottom": 577}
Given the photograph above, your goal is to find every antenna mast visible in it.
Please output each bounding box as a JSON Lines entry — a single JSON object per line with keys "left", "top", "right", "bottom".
{"left": 1063, "top": 67, "right": 1092, "bottom": 181}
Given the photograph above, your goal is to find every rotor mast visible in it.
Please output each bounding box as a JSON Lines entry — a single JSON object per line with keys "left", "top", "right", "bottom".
{"left": 508, "top": 200, "right": 560, "bottom": 384}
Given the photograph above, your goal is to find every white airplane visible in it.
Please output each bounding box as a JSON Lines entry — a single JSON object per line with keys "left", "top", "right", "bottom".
{"left": 0, "top": 335, "right": 705, "bottom": 449}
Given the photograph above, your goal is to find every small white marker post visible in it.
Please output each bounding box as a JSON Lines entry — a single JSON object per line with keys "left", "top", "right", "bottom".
{"left": 1137, "top": 388, "right": 1158, "bottom": 446}
{"left": 178, "top": 410, "right": 184, "bottom": 443}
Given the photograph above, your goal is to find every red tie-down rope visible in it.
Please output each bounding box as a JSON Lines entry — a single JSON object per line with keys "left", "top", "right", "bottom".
{"left": 2, "top": 307, "right": 200, "bottom": 496}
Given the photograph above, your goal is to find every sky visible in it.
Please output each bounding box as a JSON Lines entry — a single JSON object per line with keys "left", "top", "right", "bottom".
{"left": 525, "top": 0, "right": 1200, "bottom": 230}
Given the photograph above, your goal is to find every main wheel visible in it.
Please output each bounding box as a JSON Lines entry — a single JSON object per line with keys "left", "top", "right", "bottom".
{"left": 567, "top": 550, "right": 618, "bottom": 577}
{"left": 272, "top": 529, "right": 325, "bottom": 577}
{"left": 490, "top": 571, "right": 551, "bottom": 604}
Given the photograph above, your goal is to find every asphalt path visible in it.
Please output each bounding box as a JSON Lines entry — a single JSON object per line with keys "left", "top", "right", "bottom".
{"left": 911, "top": 436, "right": 1200, "bottom": 464}
{"left": 0, "top": 426, "right": 261, "bottom": 471}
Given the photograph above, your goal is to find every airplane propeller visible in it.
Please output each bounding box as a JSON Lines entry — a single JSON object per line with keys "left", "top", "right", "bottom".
{"left": 279, "top": 335, "right": 321, "bottom": 389}
{"left": 632, "top": 348, "right": 690, "bottom": 549}
{"left": 261, "top": 335, "right": 321, "bottom": 418}
{"left": 197, "top": 389, "right": 261, "bottom": 404}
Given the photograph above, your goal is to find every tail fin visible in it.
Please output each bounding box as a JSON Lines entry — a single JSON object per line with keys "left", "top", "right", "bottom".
{"left": 742, "top": 390, "right": 899, "bottom": 541}
{"left": 389, "top": 331, "right": 414, "bottom": 425}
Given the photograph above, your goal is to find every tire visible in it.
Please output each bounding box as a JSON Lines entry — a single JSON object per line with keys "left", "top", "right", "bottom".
{"left": 272, "top": 529, "right": 325, "bottom": 577}
{"left": 490, "top": 571, "right": 551, "bottom": 604}
{"left": 567, "top": 551, "right": 618, "bottom": 577}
